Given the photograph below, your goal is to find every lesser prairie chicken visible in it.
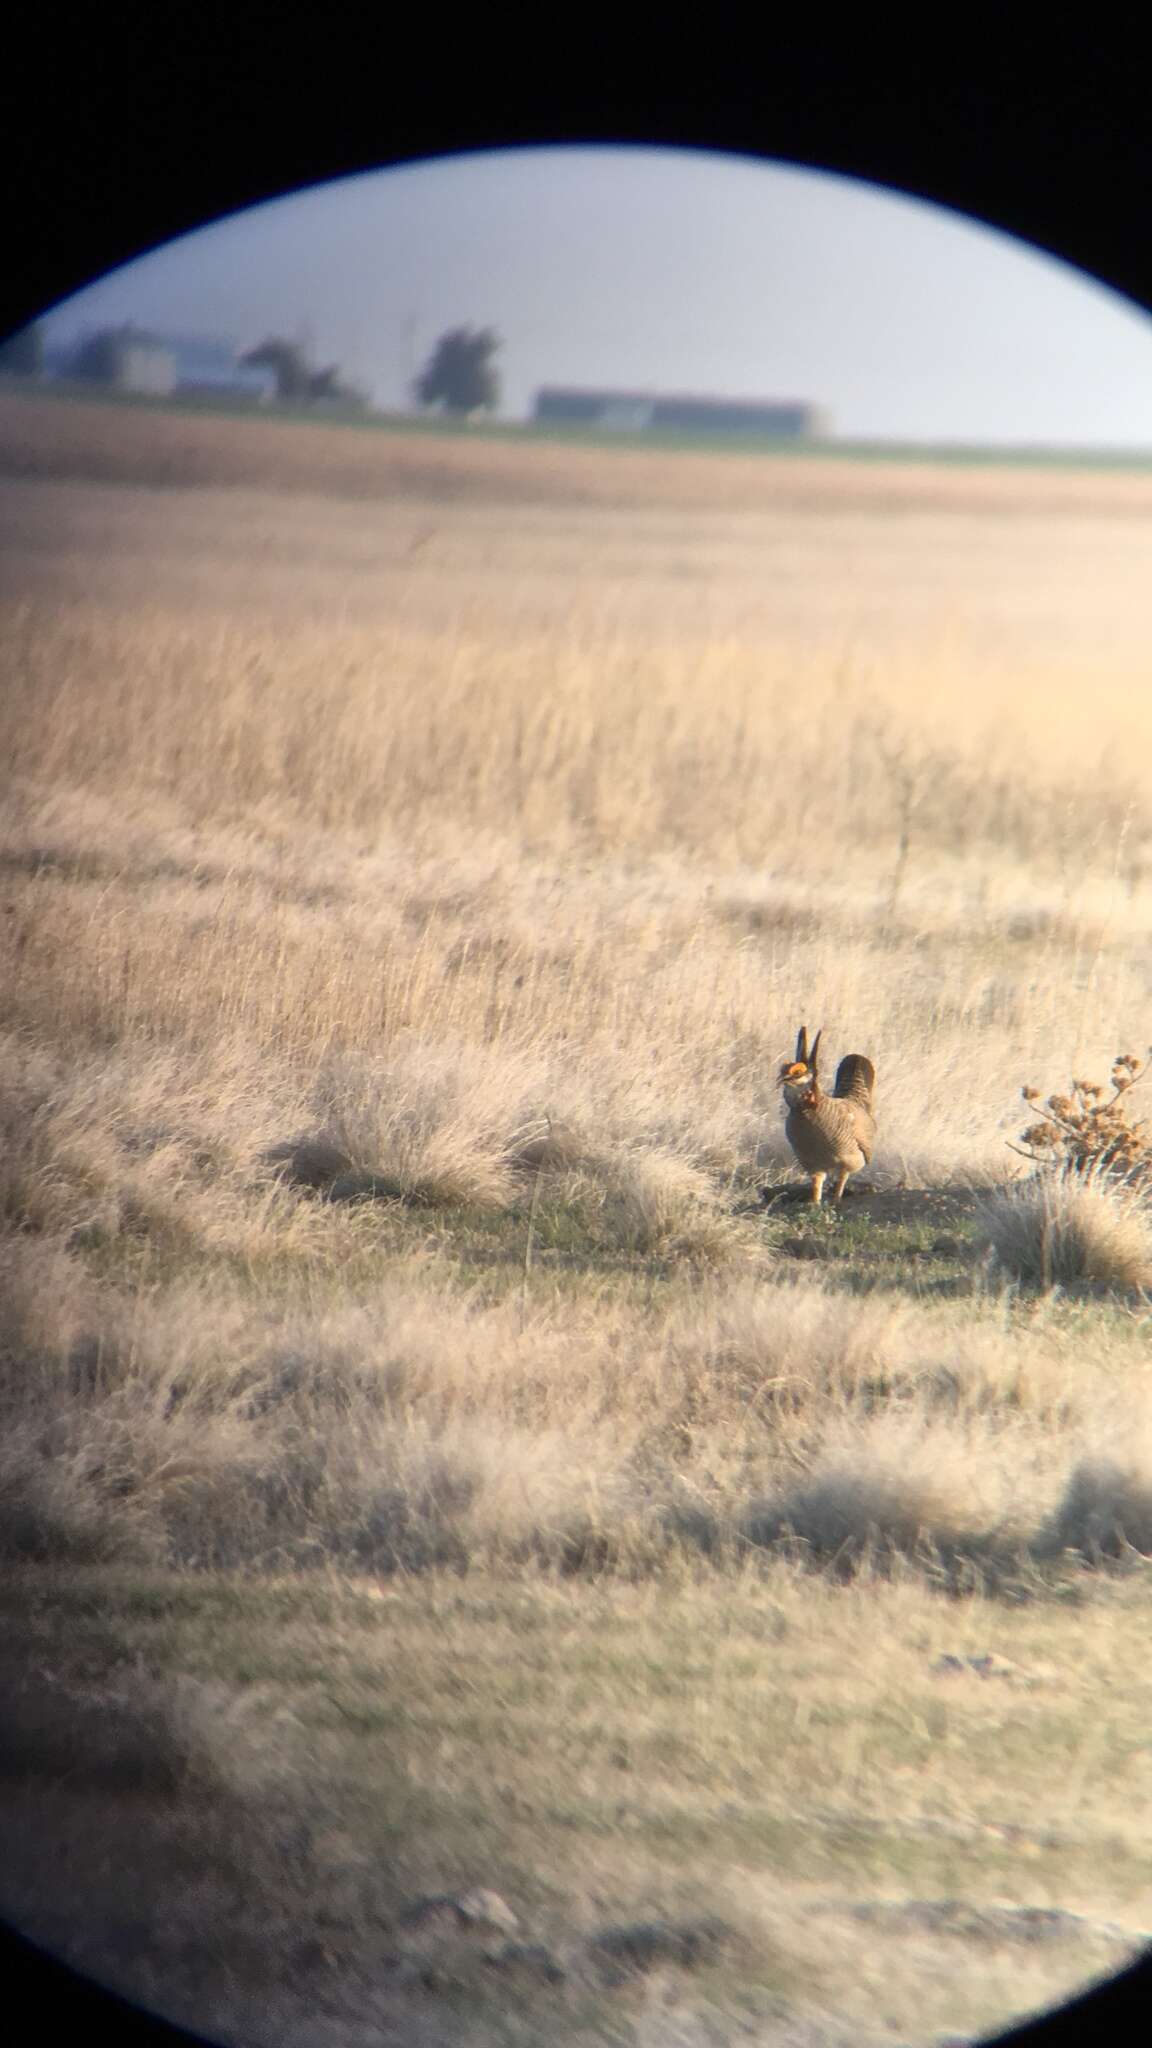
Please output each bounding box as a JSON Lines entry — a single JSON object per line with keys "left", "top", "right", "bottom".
{"left": 778, "top": 1025, "right": 876, "bottom": 1204}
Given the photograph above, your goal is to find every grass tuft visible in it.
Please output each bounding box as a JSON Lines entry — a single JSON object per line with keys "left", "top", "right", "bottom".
{"left": 979, "top": 1171, "right": 1152, "bottom": 1293}
{"left": 742, "top": 1418, "right": 1021, "bottom": 1577}
{"left": 595, "top": 1148, "right": 746, "bottom": 1264}
{"left": 1044, "top": 1449, "right": 1152, "bottom": 1560}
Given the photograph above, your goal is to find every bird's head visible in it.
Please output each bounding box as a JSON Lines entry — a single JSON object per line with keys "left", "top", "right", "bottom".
{"left": 778, "top": 1027, "right": 822, "bottom": 1105}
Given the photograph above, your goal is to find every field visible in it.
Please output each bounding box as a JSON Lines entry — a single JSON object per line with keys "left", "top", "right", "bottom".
{"left": 3, "top": 386, "right": 1152, "bottom": 2046}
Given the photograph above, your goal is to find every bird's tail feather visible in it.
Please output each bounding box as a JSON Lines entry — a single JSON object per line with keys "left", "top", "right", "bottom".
{"left": 833, "top": 1054, "right": 875, "bottom": 1107}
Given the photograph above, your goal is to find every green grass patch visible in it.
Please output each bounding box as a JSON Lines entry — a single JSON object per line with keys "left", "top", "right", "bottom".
{"left": 2, "top": 1565, "right": 1150, "bottom": 2043}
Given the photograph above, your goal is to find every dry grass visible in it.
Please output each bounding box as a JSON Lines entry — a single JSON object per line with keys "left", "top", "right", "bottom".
{"left": 11, "top": 384, "right": 1152, "bottom": 516}
{"left": 979, "top": 1172, "right": 1152, "bottom": 1293}
{"left": 5, "top": 389, "right": 1152, "bottom": 2040}
{"left": 4, "top": 1221, "right": 1152, "bottom": 1584}
{"left": 3, "top": 1566, "right": 1152, "bottom": 2048}
{"left": 5, "top": 401, "right": 1152, "bottom": 1583}
{"left": 1045, "top": 1451, "right": 1152, "bottom": 1558}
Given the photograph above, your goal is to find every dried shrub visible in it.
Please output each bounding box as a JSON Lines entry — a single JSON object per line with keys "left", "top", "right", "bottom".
{"left": 1014, "top": 1052, "right": 1152, "bottom": 1190}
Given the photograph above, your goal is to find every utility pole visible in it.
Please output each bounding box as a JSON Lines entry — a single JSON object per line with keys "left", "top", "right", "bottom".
{"left": 402, "top": 313, "right": 418, "bottom": 410}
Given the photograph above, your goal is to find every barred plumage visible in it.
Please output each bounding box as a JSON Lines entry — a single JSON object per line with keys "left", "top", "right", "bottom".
{"left": 778, "top": 1026, "right": 876, "bottom": 1204}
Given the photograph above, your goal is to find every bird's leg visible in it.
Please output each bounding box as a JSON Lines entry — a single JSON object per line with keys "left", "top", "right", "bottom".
{"left": 832, "top": 1168, "right": 851, "bottom": 1200}
{"left": 809, "top": 1172, "right": 826, "bottom": 1205}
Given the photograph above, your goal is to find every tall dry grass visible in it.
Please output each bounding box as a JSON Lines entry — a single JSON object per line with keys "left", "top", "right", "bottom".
{"left": 4, "top": 1224, "right": 1152, "bottom": 1579}
{"left": 4, "top": 398, "right": 1152, "bottom": 1585}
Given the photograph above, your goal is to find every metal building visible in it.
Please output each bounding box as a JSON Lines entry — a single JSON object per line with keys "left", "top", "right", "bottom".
{"left": 533, "top": 386, "right": 826, "bottom": 439}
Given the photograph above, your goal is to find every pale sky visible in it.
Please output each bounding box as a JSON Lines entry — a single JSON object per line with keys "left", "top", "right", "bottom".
{"left": 40, "top": 145, "right": 1152, "bottom": 447}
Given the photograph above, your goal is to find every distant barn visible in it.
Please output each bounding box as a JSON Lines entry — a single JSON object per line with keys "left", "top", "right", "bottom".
{"left": 49, "top": 327, "right": 276, "bottom": 403}
{"left": 533, "top": 387, "right": 826, "bottom": 440}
